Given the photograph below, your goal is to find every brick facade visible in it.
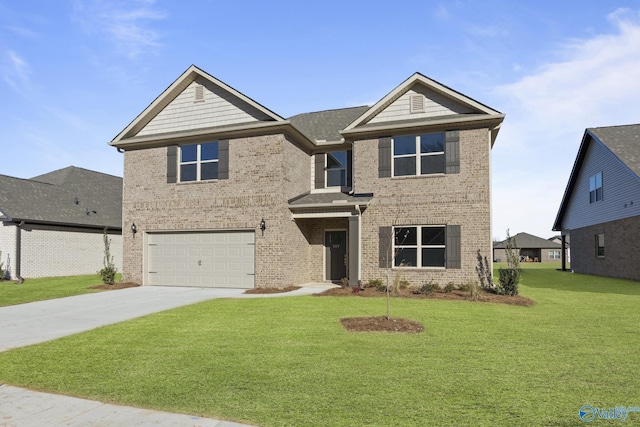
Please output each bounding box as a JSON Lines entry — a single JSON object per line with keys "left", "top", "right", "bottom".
{"left": 354, "top": 128, "right": 492, "bottom": 287}
{"left": 122, "top": 134, "right": 312, "bottom": 287}
{"left": 569, "top": 215, "right": 640, "bottom": 281}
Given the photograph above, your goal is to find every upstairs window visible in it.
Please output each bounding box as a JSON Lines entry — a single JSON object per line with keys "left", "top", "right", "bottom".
{"left": 326, "top": 151, "right": 350, "bottom": 187}
{"left": 393, "top": 133, "right": 445, "bottom": 177}
{"left": 589, "top": 172, "right": 603, "bottom": 203}
{"left": 179, "top": 142, "right": 219, "bottom": 182}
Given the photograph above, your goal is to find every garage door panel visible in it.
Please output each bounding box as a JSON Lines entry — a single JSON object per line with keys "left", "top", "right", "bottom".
{"left": 147, "top": 231, "right": 255, "bottom": 288}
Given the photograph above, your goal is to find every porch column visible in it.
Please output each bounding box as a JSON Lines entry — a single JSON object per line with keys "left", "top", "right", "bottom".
{"left": 348, "top": 212, "right": 361, "bottom": 287}
{"left": 561, "top": 234, "right": 567, "bottom": 271}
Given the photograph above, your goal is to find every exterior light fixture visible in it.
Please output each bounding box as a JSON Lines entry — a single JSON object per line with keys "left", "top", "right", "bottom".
{"left": 260, "top": 218, "right": 266, "bottom": 236}
{"left": 131, "top": 223, "right": 137, "bottom": 237}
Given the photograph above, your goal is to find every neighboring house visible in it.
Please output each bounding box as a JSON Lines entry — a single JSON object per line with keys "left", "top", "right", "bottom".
{"left": 109, "top": 65, "right": 504, "bottom": 289}
{"left": 493, "top": 232, "right": 563, "bottom": 263}
{"left": 548, "top": 235, "right": 570, "bottom": 263}
{"left": 0, "top": 166, "right": 122, "bottom": 279}
{"left": 553, "top": 124, "right": 640, "bottom": 281}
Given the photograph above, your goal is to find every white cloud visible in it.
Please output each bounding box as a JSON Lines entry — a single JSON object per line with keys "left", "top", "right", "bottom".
{"left": 72, "top": 0, "right": 166, "bottom": 59}
{"left": 1, "top": 50, "right": 30, "bottom": 92}
{"left": 490, "top": 7, "right": 640, "bottom": 240}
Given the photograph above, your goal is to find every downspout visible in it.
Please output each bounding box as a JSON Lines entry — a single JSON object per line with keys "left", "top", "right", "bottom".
{"left": 15, "top": 221, "right": 23, "bottom": 282}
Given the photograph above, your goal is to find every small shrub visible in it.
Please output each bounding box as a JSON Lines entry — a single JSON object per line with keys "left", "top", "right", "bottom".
{"left": 458, "top": 282, "right": 470, "bottom": 292}
{"left": 98, "top": 229, "right": 118, "bottom": 286}
{"left": 444, "top": 282, "right": 455, "bottom": 293}
{"left": 398, "top": 279, "right": 410, "bottom": 289}
{"left": 0, "top": 251, "right": 5, "bottom": 281}
{"left": 367, "top": 278, "right": 383, "bottom": 289}
{"left": 498, "top": 268, "right": 520, "bottom": 296}
{"left": 419, "top": 280, "right": 440, "bottom": 294}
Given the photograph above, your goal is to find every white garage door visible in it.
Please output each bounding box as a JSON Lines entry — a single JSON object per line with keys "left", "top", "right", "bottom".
{"left": 146, "top": 231, "right": 255, "bottom": 288}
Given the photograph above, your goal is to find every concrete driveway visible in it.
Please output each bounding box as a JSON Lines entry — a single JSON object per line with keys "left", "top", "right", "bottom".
{"left": 0, "top": 284, "right": 332, "bottom": 352}
{"left": 0, "top": 283, "right": 333, "bottom": 426}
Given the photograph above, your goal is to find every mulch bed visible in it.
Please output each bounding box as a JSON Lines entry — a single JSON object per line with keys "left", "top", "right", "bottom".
{"left": 316, "top": 286, "right": 535, "bottom": 307}
{"left": 244, "top": 286, "right": 301, "bottom": 294}
{"left": 88, "top": 282, "right": 141, "bottom": 290}
{"left": 341, "top": 316, "right": 424, "bottom": 333}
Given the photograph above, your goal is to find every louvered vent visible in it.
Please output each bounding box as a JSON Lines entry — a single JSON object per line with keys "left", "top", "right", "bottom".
{"left": 194, "top": 85, "right": 204, "bottom": 102}
{"left": 410, "top": 94, "right": 424, "bottom": 113}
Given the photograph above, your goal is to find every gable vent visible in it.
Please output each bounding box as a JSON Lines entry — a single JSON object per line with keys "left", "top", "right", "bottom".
{"left": 194, "top": 84, "right": 204, "bottom": 102}
{"left": 410, "top": 94, "right": 424, "bottom": 113}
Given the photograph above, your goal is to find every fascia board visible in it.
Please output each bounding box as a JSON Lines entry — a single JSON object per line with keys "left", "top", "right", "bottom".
{"left": 289, "top": 201, "right": 372, "bottom": 210}
{"left": 111, "top": 121, "right": 317, "bottom": 152}
{"left": 552, "top": 130, "right": 592, "bottom": 231}
{"left": 341, "top": 114, "right": 505, "bottom": 140}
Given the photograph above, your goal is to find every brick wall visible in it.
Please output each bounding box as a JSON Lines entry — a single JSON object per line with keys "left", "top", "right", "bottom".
{"left": 20, "top": 224, "right": 122, "bottom": 279}
{"left": 353, "top": 128, "right": 492, "bottom": 287}
{"left": 122, "top": 134, "right": 312, "bottom": 287}
{"left": 569, "top": 215, "right": 640, "bottom": 281}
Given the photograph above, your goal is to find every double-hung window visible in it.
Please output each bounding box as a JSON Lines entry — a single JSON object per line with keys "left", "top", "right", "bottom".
{"left": 549, "top": 250, "right": 560, "bottom": 260}
{"left": 179, "top": 142, "right": 219, "bottom": 182}
{"left": 394, "top": 226, "right": 446, "bottom": 268}
{"left": 393, "top": 133, "right": 445, "bottom": 177}
{"left": 326, "top": 151, "right": 350, "bottom": 187}
{"left": 589, "top": 172, "right": 603, "bottom": 203}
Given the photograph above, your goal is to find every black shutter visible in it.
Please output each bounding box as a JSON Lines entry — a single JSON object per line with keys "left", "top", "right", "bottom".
{"left": 218, "top": 140, "right": 229, "bottom": 180}
{"left": 378, "top": 137, "right": 391, "bottom": 178}
{"left": 167, "top": 145, "right": 177, "bottom": 183}
{"left": 346, "top": 150, "right": 353, "bottom": 187}
{"left": 379, "top": 226, "right": 392, "bottom": 268}
{"left": 314, "top": 153, "right": 325, "bottom": 189}
{"left": 445, "top": 130, "right": 460, "bottom": 174}
{"left": 446, "top": 225, "right": 461, "bottom": 269}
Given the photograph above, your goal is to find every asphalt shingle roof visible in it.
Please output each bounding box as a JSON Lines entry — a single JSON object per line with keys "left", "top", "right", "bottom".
{"left": 493, "top": 232, "right": 561, "bottom": 249}
{"left": 288, "top": 106, "right": 370, "bottom": 143}
{"left": 0, "top": 166, "right": 122, "bottom": 229}
{"left": 589, "top": 124, "right": 640, "bottom": 178}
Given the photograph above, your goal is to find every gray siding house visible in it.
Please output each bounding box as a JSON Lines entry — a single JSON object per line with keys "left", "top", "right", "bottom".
{"left": 553, "top": 124, "right": 640, "bottom": 280}
{"left": 0, "top": 167, "right": 122, "bottom": 280}
{"left": 110, "top": 65, "right": 504, "bottom": 289}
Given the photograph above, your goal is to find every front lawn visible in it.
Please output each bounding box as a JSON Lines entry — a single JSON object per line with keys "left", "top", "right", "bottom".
{"left": 0, "top": 265, "right": 639, "bottom": 425}
{"left": 0, "top": 275, "right": 111, "bottom": 307}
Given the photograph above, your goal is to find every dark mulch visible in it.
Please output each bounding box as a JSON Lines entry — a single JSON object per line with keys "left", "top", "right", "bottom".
{"left": 88, "top": 282, "right": 141, "bottom": 290}
{"left": 244, "top": 286, "right": 301, "bottom": 294}
{"left": 316, "top": 286, "right": 535, "bottom": 307}
{"left": 341, "top": 316, "right": 424, "bottom": 333}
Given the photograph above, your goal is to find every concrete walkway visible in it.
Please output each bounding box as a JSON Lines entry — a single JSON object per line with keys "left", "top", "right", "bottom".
{"left": 0, "top": 283, "right": 334, "bottom": 426}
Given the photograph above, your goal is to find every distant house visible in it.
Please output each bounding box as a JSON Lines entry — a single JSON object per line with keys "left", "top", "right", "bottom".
{"left": 553, "top": 124, "right": 640, "bottom": 281}
{"left": 0, "top": 166, "right": 122, "bottom": 280}
{"left": 548, "top": 235, "right": 570, "bottom": 263}
{"left": 493, "top": 232, "right": 563, "bottom": 263}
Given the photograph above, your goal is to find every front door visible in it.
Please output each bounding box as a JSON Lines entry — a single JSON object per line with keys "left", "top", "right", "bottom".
{"left": 325, "top": 230, "right": 347, "bottom": 281}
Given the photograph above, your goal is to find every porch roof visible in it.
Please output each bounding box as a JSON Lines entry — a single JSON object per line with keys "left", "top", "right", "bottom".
{"left": 288, "top": 192, "right": 372, "bottom": 218}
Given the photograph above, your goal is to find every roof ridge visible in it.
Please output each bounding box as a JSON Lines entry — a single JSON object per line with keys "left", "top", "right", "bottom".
{"left": 288, "top": 105, "right": 370, "bottom": 119}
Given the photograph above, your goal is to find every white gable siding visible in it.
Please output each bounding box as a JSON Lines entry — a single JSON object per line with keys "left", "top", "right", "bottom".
{"left": 137, "top": 78, "right": 273, "bottom": 137}
{"left": 562, "top": 139, "right": 640, "bottom": 231}
{"left": 368, "top": 84, "right": 475, "bottom": 124}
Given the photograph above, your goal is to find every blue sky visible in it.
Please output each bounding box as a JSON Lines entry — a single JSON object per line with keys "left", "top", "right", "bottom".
{"left": 2, "top": 1, "right": 640, "bottom": 240}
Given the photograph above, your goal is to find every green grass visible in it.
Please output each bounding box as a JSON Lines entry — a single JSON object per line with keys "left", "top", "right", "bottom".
{"left": 0, "top": 275, "right": 114, "bottom": 307}
{"left": 0, "top": 264, "right": 639, "bottom": 425}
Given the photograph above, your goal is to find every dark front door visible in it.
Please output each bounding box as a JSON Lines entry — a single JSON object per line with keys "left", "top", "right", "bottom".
{"left": 325, "top": 230, "right": 347, "bottom": 281}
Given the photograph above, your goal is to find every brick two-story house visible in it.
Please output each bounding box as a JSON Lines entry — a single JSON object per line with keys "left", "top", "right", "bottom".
{"left": 110, "top": 65, "right": 504, "bottom": 289}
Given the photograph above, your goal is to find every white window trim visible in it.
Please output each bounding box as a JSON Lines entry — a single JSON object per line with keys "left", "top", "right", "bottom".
{"left": 393, "top": 225, "right": 446, "bottom": 269}
{"left": 325, "top": 150, "right": 351, "bottom": 188}
{"left": 178, "top": 142, "right": 219, "bottom": 182}
{"left": 589, "top": 172, "right": 603, "bottom": 203}
{"left": 391, "top": 134, "right": 445, "bottom": 177}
